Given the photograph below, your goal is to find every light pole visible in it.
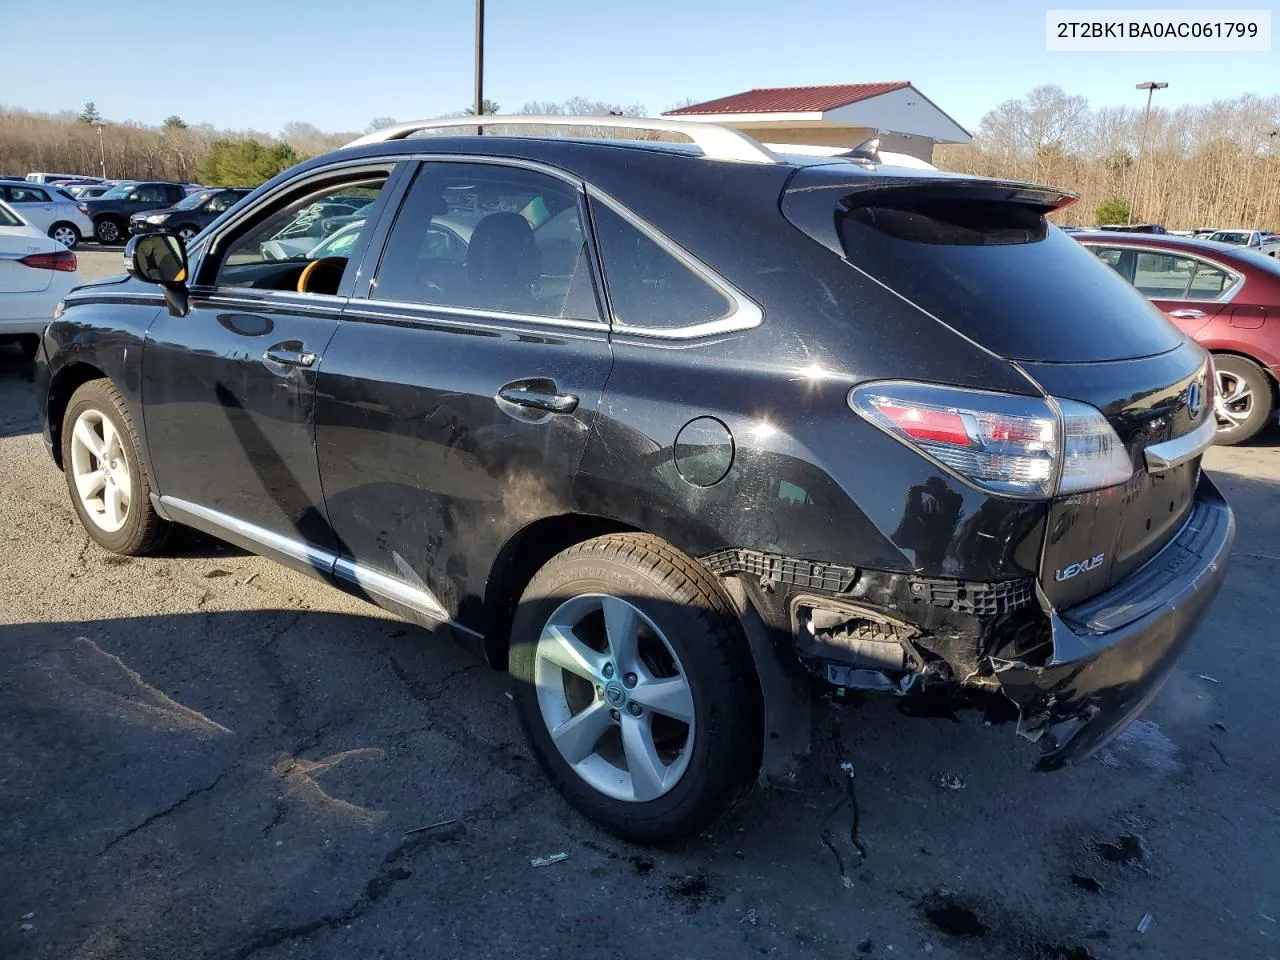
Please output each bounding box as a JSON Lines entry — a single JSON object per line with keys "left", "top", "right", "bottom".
{"left": 1257, "top": 129, "right": 1278, "bottom": 232}
{"left": 474, "top": 0, "right": 484, "bottom": 134}
{"left": 1127, "top": 81, "right": 1167, "bottom": 225}
{"left": 94, "top": 122, "right": 107, "bottom": 178}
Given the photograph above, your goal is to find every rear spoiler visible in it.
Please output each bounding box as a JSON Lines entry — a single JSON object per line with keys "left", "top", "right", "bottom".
{"left": 782, "top": 167, "right": 1078, "bottom": 257}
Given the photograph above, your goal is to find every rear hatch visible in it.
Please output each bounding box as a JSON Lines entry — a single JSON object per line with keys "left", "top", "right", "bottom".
{"left": 783, "top": 166, "right": 1209, "bottom": 606}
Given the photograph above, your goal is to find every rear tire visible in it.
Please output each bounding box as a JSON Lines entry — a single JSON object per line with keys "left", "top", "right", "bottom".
{"left": 509, "top": 533, "right": 761, "bottom": 844}
{"left": 94, "top": 218, "right": 123, "bottom": 244}
{"left": 60, "top": 379, "right": 170, "bottom": 555}
{"left": 48, "top": 222, "right": 80, "bottom": 249}
{"left": 1212, "top": 354, "right": 1274, "bottom": 445}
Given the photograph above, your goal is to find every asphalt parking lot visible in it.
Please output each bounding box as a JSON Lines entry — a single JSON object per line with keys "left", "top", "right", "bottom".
{"left": 2, "top": 249, "right": 1278, "bottom": 960}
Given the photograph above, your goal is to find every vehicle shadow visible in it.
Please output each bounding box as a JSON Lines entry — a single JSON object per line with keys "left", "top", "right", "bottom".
{"left": 0, "top": 344, "right": 38, "bottom": 438}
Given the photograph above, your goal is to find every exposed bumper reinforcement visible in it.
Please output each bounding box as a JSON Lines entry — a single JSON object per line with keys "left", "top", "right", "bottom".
{"left": 993, "top": 473, "right": 1234, "bottom": 770}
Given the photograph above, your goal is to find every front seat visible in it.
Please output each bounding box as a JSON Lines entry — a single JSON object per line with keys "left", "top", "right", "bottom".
{"left": 466, "top": 212, "right": 540, "bottom": 312}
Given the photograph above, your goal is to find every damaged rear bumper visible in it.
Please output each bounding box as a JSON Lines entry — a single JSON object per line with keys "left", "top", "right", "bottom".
{"left": 993, "top": 474, "right": 1234, "bottom": 769}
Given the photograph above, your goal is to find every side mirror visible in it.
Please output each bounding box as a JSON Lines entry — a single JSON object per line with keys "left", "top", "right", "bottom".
{"left": 125, "top": 234, "right": 190, "bottom": 316}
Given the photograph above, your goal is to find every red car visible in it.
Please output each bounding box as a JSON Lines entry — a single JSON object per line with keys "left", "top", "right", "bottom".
{"left": 1075, "top": 231, "right": 1280, "bottom": 443}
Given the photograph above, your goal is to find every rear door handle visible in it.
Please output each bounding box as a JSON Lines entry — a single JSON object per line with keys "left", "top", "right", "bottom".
{"left": 1170, "top": 309, "right": 1207, "bottom": 319}
{"left": 497, "top": 379, "right": 579, "bottom": 414}
{"left": 263, "top": 348, "right": 317, "bottom": 368}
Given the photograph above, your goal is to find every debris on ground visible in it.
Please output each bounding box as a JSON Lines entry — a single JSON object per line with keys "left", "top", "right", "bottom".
{"left": 404, "top": 817, "right": 457, "bottom": 836}
{"left": 1095, "top": 832, "right": 1150, "bottom": 865}
{"left": 21, "top": 912, "right": 33, "bottom": 920}
{"left": 1212, "top": 721, "right": 1227, "bottom": 732}
{"left": 1261, "top": 912, "right": 1276, "bottom": 924}
{"left": 243, "top": 571, "right": 259, "bottom": 585}
{"left": 503, "top": 691, "right": 514, "bottom": 701}
{"left": 530, "top": 852, "right": 569, "bottom": 867}
{"left": 204, "top": 568, "right": 232, "bottom": 578}
{"left": 1210, "top": 742, "right": 1230, "bottom": 766}
{"left": 1198, "top": 674, "right": 1220, "bottom": 684}
{"left": 935, "top": 773, "right": 966, "bottom": 791}
{"left": 820, "top": 721, "right": 869, "bottom": 889}
{"left": 1070, "top": 873, "right": 1103, "bottom": 893}
{"left": 1136, "top": 912, "right": 1153, "bottom": 933}
{"left": 20, "top": 923, "right": 33, "bottom": 932}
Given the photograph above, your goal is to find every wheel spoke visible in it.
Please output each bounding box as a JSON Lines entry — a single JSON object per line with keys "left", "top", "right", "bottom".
{"left": 601, "top": 595, "right": 640, "bottom": 670}
{"left": 104, "top": 484, "right": 124, "bottom": 527}
{"left": 1216, "top": 402, "right": 1247, "bottom": 427}
{"left": 75, "top": 469, "right": 106, "bottom": 500}
{"left": 629, "top": 675, "right": 695, "bottom": 724}
{"left": 550, "top": 702, "right": 613, "bottom": 764}
{"left": 538, "top": 624, "right": 605, "bottom": 682}
{"left": 100, "top": 418, "right": 119, "bottom": 460}
{"left": 74, "top": 418, "right": 105, "bottom": 459}
{"left": 621, "top": 714, "right": 667, "bottom": 802}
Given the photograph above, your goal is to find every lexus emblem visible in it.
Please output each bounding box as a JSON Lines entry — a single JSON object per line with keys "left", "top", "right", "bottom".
{"left": 1187, "top": 381, "right": 1204, "bottom": 419}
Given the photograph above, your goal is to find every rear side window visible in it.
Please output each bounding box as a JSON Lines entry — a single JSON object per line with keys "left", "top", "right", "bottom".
{"left": 372, "top": 162, "right": 599, "bottom": 321}
{"left": 590, "top": 202, "right": 731, "bottom": 330}
{"left": 7, "top": 185, "right": 49, "bottom": 203}
{"left": 134, "top": 184, "right": 168, "bottom": 203}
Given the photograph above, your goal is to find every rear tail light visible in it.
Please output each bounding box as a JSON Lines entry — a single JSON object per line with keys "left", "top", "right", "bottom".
{"left": 77, "top": 203, "right": 90, "bottom": 216}
{"left": 850, "top": 381, "right": 1132, "bottom": 499}
{"left": 19, "top": 249, "right": 77, "bottom": 272}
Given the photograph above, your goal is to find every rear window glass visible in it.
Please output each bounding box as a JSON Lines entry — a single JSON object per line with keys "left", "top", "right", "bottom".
{"left": 836, "top": 200, "right": 1184, "bottom": 363}
{"left": 590, "top": 202, "right": 731, "bottom": 330}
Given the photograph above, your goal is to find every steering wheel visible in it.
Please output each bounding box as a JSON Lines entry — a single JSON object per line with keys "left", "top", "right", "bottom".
{"left": 296, "top": 256, "right": 348, "bottom": 295}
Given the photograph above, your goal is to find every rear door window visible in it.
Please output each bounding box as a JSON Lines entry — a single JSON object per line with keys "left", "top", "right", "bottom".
{"left": 7, "top": 185, "right": 49, "bottom": 203}
{"left": 371, "top": 162, "right": 600, "bottom": 321}
{"left": 589, "top": 202, "right": 731, "bottom": 330}
{"left": 1133, "top": 252, "right": 1195, "bottom": 299}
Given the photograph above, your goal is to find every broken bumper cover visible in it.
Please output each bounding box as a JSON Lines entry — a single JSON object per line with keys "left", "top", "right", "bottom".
{"left": 993, "top": 474, "right": 1234, "bottom": 770}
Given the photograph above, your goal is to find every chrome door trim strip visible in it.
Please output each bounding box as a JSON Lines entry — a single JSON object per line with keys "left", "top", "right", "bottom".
{"left": 159, "top": 495, "right": 479, "bottom": 636}
{"left": 159, "top": 496, "right": 336, "bottom": 570}
{"left": 343, "top": 299, "right": 608, "bottom": 334}
{"left": 333, "top": 557, "right": 452, "bottom": 624}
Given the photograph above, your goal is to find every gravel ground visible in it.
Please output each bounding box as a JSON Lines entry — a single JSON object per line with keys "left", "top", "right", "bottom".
{"left": 1, "top": 249, "right": 1278, "bottom": 960}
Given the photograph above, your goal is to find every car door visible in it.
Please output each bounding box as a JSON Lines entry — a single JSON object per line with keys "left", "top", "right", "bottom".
{"left": 1088, "top": 244, "right": 1230, "bottom": 335}
{"left": 3, "top": 185, "right": 54, "bottom": 232}
{"left": 142, "top": 161, "right": 405, "bottom": 573}
{"left": 314, "top": 158, "right": 613, "bottom": 630}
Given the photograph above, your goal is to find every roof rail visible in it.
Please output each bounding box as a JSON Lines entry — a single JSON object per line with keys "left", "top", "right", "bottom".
{"left": 344, "top": 115, "right": 780, "bottom": 164}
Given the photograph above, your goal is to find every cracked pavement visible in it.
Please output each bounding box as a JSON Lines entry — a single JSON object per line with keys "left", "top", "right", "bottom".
{"left": 2, "top": 251, "right": 1279, "bottom": 960}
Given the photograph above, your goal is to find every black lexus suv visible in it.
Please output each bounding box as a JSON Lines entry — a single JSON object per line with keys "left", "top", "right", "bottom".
{"left": 129, "top": 187, "right": 252, "bottom": 243}
{"left": 35, "top": 118, "right": 1234, "bottom": 843}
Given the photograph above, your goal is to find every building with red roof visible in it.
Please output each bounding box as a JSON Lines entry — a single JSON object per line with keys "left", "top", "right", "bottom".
{"left": 663, "top": 82, "right": 970, "bottom": 162}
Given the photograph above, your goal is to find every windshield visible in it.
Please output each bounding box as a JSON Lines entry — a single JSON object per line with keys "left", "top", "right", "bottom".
{"left": 98, "top": 183, "right": 137, "bottom": 200}
{"left": 1210, "top": 232, "right": 1249, "bottom": 245}
{"left": 174, "top": 191, "right": 214, "bottom": 211}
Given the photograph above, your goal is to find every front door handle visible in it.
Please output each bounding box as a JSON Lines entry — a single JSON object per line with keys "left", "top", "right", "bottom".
{"left": 263, "top": 348, "right": 317, "bottom": 368}
{"left": 1170, "top": 309, "right": 1207, "bottom": 319}
{"left": 497, "top": 379, "right": 579, "bottom": 414}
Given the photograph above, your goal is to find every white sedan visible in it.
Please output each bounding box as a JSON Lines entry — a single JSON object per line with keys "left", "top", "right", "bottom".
{"left": 0, "top": 201, "right": 80, "bottom": 361}
{"left": 0, "top": 180, "right": 95, "bottom": 249}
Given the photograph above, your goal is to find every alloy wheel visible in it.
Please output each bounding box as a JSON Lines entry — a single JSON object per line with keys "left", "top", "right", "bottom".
{"left": 96, "top": 221, "right": 120, "bottom": 243}
{"left": 534, "top": 594, "right": 695, "bottom": 802}
{"left": 69, "top": 409, "right": 131, "bottom": 533}
{"left": 178, "top": 227, "right": 197, "bottom": 241}
{"left": 1214, "top": 369, "right": 1253, "bottom": 432}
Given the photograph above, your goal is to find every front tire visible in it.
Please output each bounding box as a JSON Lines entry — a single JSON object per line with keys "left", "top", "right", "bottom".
{"left": 509, "top": 533, "right": 762, "bottom": 844}
{"left": 48, "top": 222, "right": 80, "bottom": 249}
{"left": 94, "top": 218, "right": 123, "bottom": 244}
{"left": 1213, "top": 354, "right": 1274, "bottom": 445}
{"left": 61, "top": 379, "right": 169, "bottom": 554}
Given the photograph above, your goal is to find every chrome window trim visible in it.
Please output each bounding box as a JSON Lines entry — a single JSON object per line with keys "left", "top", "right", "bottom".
{"left": 585, "top": 185, "right": 763, "bottom": 340}
{"left": 1082, "top": 242, "right": 1245, "bottom": 304}
{"left": 345, "top": 298, "right": 608, "bottom": 334}
{"left": 198, "top": 289, "right": 349, "bottom": 310}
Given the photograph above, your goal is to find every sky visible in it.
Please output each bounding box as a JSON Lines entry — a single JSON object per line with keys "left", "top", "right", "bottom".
{"left": 0, "top": 0, "right": 1275, "bottom": 136}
